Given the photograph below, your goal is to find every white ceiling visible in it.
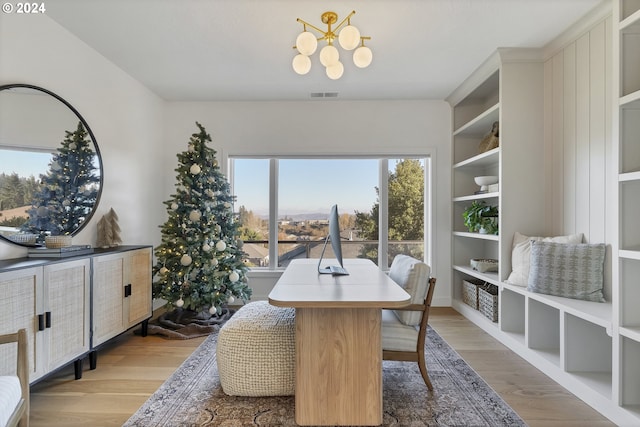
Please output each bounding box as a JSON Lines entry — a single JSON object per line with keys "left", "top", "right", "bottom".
{"left": 45, "top": 0, "right": 603, "bottom": 102}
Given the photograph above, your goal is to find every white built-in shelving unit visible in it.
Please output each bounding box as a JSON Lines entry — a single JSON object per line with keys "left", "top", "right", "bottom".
{"left": 615, "top": 0, "right": 640, "bottom": 422}
{"left": 447, "top": 42, "right": 640, "bottom": 425}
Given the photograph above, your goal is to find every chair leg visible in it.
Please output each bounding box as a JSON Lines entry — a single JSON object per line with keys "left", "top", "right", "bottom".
{"left": 418, "top": 353, "right": 433, "bottom": 391}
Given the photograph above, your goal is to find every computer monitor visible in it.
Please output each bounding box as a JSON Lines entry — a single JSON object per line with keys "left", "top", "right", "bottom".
{"left": 317, "top": 204, "right": 349, "bottom": 275}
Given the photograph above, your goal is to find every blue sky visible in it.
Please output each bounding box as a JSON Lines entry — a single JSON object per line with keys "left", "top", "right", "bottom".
{"left": 232, "top": 159, "right": 380, "bottom": 217}
{"left": 0, "top": 148, "right": 52, "bottom": 178}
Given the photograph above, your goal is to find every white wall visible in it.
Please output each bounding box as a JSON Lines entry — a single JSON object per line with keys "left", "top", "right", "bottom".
{"left": 0, "top": 13, "right": 165, "bottom": 259}
{"left": 163, "top": 100, "right": 453, "bottom": 305}
{"left": 543, "top": 13, "right": 613, "bottom": 300}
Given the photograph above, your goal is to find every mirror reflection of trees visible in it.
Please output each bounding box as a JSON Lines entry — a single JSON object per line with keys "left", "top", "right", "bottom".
{"left": 20, "top": 122, "right": 99, "bottom": 238}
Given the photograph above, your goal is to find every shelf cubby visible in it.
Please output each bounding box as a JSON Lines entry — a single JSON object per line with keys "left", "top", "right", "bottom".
{"left": 500, "top": 288, "right": 525, "bottom": 343}
{"left": 452, "top": 70, "right": 499, "bottom": 132}
{"left": 620, "top": 258, "right": 640, "bottom": 328}
{"left": 564, "top": 313, "right": 612, "bottom": 398}
{"left": 527, "top": 299, "right": 560, "bottom": 366}
{"left": 453, "top": 265, "right": 500, "bottom": 287}
{"left": 621, "top": 336, "right": 640, "bottom": 408}
{"left": 453, "top": 167, "right": 499, "bottom": 198}
{"left": 619, "top": 102, "right": 640, "bottom": 174}
{"left": 621, "top": 0, "right": 640, "bottom": 22}
{"left": 621, "top": 24, "right": 640, "bottom": 97}
{"left": 620, "top": 180, "right": 640, "bottom": 250}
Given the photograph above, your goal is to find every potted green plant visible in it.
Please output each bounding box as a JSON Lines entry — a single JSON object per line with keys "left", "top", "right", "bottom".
{"left": 462, "top": 201, "right": 498, "bottom": 234}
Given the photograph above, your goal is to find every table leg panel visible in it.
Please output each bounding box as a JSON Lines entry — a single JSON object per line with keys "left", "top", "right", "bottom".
{"left": 295, "top": 307, "right": 382, "bottom": 426}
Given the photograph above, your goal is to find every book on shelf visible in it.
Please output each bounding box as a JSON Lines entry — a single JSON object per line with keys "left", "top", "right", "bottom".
{"left": 28, "top": 245, "right": 94, "bottom": 258}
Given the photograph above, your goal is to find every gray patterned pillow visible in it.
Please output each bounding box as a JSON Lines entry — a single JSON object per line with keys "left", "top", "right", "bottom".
{"left": 527, "top": 241, "right": 606, "bottom": 302}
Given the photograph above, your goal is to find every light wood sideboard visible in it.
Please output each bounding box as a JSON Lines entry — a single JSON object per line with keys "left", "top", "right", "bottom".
{"left": 0, "top": 245, "right": 152, "bottom": 384}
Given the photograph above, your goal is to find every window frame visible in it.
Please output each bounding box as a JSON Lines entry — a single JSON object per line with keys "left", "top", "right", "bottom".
{"left": 228, "top": 154, "right": 433, "bottom": 271}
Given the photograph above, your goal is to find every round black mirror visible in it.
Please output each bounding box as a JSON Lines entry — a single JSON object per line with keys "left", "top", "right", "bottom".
{"left": 0, "top": 84, "right": 103, "bottom": 247}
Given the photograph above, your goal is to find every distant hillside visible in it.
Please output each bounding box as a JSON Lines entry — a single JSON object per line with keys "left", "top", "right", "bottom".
{"left": 0, "top": 205, "right": 30, "bottom": 220}
{"left": 279, "top": 212, "right": 328, "bottom": 221}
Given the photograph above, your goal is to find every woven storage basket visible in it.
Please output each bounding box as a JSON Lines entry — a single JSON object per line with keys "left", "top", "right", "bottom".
{"left": 462, "top": 279, "right": 484, "bottom": 310}
{"left": 45, "top": 235, "right": 72, "bottom": 248}
{"left": 479, "top": 284, "right": 499, "bottom": 322}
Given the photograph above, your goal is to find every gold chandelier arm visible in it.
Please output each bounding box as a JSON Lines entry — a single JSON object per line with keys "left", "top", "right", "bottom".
{"left": 334, "top": 10, "right": 356, "bottom": 32}
{"left": 296, "top": 18, "right": 328, "bottom": 37}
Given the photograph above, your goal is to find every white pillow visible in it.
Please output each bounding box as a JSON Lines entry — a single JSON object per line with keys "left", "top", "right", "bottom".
{"left": 506, "top": 232, "right": 583, "bottom": 286}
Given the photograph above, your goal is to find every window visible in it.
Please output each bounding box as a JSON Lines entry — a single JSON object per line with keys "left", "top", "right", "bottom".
{"left": 231, "top": 156, "right": 430, "bottom": 270}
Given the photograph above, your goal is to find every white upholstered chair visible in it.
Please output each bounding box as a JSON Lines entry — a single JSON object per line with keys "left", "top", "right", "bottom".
{"left": 382, "top": 255, "right": 437, "bottom": 391}
{"left": 0, "top": 329, "right": 29, "bottom": 427}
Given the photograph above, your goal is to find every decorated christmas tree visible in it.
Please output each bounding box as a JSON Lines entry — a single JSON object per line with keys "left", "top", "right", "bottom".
{"left": 21, "top": 122, "right": 99, "bottom": 237}
{"left": 153, "top": 122, "right": 251, "bottom": 319}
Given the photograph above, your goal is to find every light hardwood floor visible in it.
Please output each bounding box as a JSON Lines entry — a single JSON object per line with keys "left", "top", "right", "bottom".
{"left": 29, "top": 307, "right": 615, "bottom": 426}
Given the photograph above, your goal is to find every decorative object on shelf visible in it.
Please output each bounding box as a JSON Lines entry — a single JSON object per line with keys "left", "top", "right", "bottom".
{"left": 478, "top": 121, "right": 499, "bottom": 153}
{"left": 462, "top": 201, "right": 498, "bottom": 234}
{"left": 478, "top": 284, "right": 498, "bottom": 322}
{"left": 474, "top": 175, "right": 499, "bottom": 193}
{"left": 96, "top": 208, "right": 122, "bottom": 248}
{"left": 527, "top": 241, "right": 606, "bottom": 303}
{"left": 44, "top": 235, "right": 72, "bottom": 249}
{"left": 28, "top": 244, "right": 93, "bottom": 258}
{"left": 470, "top": 258, "right": 499, "bottom": 273}
{"left": 153, "top": 122, "right": 252, "bottom": 323}
{"left": 292, "top": 10, "right": 372, "bottom": 80}
{"left": 8, "top": 233, "right": 37, "bottom": 245}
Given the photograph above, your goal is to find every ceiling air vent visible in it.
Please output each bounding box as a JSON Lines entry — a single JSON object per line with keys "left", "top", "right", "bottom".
{"left": 310, "top": 92, "right": 339, "bottom": 99}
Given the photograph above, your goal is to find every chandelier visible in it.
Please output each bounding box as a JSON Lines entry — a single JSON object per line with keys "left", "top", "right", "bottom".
{"left": 292, "top": 10, "right": 372, "bottom": 80}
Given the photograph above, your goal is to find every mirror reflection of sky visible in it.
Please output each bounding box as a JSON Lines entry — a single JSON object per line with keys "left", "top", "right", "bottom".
{"left": 0, "top": 148, "right": 53, "bottom": 178}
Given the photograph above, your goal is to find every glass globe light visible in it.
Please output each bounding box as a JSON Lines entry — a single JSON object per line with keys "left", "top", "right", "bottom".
{"left": 353, "top": 45, "right": 372, "bottom": 68}
{"left": 296, "top": 31, "right": 317, "bottom": 56}
{"left": 326, "top": 61, "right": 344, "bottom": 80}
{"left": 319, "top": 45, "right": 339, "bottom": 67}
{"left": 292, "top": 54, "right": 311, "bottom": 75}
{"left": 338, "top": 25, "right": 361, "bottom": 50}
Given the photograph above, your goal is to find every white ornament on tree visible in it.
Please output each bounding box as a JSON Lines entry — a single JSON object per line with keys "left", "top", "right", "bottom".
{"left": 227, "top": 295, "right": 235, "bottom": 304}
{"left": 229, "top": 271, "right": 240, "bottom": 282}
{"left": 190, "top": 164, "right": 201, "bottom": 175}
{"left": 211, "top": 258, "right": 219, "bottom": 267}
{"left": 202, "top": 243, "right": 211, "bottom": 252}
{"left": 180, "top": 254, "right": 193, "bottom": 266}
{"left": 176, "top": 298, "right": 184, "bottom": 308}
{"left": 159, "top": 266, "right": 168, "bottom": 275}
{"left": 171, "top": 202, "right": 178, "bottom": 210}
{"left": 216, "top": 240, "right": 227, "bottom": 251}
{"left": 209, "top": 306, "right": 217, "bottom": 315}
{"left": 189, "top": 210, "right": 202, "bottom": 222}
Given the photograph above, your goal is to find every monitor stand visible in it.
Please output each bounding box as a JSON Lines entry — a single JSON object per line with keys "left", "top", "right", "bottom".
{"left": 317, "top": 235, "right": 349, "bottom": 275}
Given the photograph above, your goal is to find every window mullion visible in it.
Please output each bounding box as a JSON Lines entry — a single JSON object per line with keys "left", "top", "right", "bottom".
{"left": 378, "top": 159, "right": 389, "bottom": 269}
{"left": 269, "top": 158, "right": 278, "bottom": 269}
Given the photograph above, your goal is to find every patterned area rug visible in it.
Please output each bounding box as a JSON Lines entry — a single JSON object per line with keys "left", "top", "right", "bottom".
{"left": 124, "top": 327, "right": 526, "bottom": 426}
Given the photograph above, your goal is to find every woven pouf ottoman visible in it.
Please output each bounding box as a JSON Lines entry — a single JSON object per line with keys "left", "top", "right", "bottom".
{"left": 216, "top": 300, "right": 295, "bottom": 396}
